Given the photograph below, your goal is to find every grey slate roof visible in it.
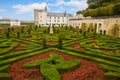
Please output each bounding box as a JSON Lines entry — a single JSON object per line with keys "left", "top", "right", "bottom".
{"left": 0, "top": 19, "right": 19, "bottom": 21}
{"left": 47, "top": 12, "right": 73, "bottom": 17}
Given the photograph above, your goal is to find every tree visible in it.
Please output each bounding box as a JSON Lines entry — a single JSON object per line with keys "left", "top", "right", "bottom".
{"left": 81, "top": 23, "right": 87, "bottom": 31}
{"left": 112, "top": 24, "right": 120, "bottom": 36}
{"left": 113, "top": 3, "right": 120, "bottom": 15}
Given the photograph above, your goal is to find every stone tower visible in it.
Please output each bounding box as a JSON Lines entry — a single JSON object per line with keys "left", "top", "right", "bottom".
{"left": 34, "top": 6, "right": 47, "bottom": 26}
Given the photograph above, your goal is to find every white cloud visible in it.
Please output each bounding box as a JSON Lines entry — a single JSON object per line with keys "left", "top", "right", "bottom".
{"left": 48, "top": 0, "right": 88, "bottom": 10}
{"left": 0, "top": 9, "right": 6, "bottom": 12}
{"left": 13, "top": 3, "right": 47, "bottom": 14}
{"left": 0, "top": 17, "right": 2, "bottom": 19}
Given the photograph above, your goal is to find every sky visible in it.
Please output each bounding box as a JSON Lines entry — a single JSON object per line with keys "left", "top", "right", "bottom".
{"left": 0, "top": 0, "right": 88, "bottom": 21}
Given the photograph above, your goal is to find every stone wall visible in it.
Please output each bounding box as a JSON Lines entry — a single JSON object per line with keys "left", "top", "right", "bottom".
{"left": 69, "top": 17, "right": 120, "bottom": 37}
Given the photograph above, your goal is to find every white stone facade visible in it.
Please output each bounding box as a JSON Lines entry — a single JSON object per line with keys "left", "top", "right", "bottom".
{"left": 69, "top": 17, "right": 120, "bottom": 36}
{"left": 0, "top": 19, "right": 21, "bottom": 26}
{"left": 34, "top": 7, "right": 73, "bottom": 26}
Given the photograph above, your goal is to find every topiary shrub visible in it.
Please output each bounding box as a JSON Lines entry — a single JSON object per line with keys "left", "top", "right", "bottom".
{"left": 103, "top": 30, "right": 106, "bottom": 35}
{"left": 80, "top": 29, "right": 82, "bottom": 33}
{"left": 40, "top": 63, "right": 61, "bottom": 80}
{"left": 23, "top": 54, "right": 80, "bottom": 80}
{"left": 100, "top": 30, "right": 102, "bottom": 35}
{"left": 83, "top": 31, "right": 87, "bottom": 37}
{"left": 49, "top": 54, "right": 65, "bottom": 64}
{"left": 6, "top": 32, "right": 10, "bottom": 38}
{"left": 34, "top": 25, "right": 37, "bottom": 30}
{"left": 42, "top": 38, "right": 47, "bottom": 49}
{"left": 23, "top": 58, "right": 52, "bottom": 68}
{"left": 56, "top": 60, "right": 80, "bottom": 71}
{"left": 58, "top": 36, "right": 63, "bottom": 49}
{"left": 28, "top": 29, "right": 31, "bottom": 34}
{"left": 7, "top": 28, "right": 10, "bottom": 32}
{"left": 43, "top": 29, "right": 47, "bottom": 34}
{"left": 21, "top": 27, "right": 24, "bottom": 33}
{"left": 57, "top": 30, "right": 60, "bottom": 34}
{"left": 17, "top": 32, "right": 20, "bottom": 38}
{"left": 11, "top": 28, "right": 14, "bottom": 31}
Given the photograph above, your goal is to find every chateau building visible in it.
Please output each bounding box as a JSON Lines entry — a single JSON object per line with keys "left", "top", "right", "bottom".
{"left": 0, "top": 18, "right": 21, "bottom": 26}
{"left": 34, "top": 6, "right": 73, "bottom": 26}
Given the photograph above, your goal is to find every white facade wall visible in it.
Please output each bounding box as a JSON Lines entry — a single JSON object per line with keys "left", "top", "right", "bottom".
{"left": 69, "top": 17, "right": 120, "bottom": 36}
{"left": 0, "top": 19, "right": 21, "bottom": 26}
{"left": 34, "top": 8, "right": 72, "bottom": 26}
{"left": 10, "top": 20, "right": 21, "bottom": 26}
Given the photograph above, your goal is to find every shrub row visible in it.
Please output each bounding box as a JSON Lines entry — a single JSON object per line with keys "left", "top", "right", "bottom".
{"left": 100, "top": 64, "right": 120, "bottom": 73}
{"left": 0, "top": 72, "right": 10, "bottom": 80}
{"left": 0, "top": 48, "right": 41, "bottom": 60}
{"left": 85, "top": 48, "right": 120, "bottom": 57}
{"left": 0, "top": 64, "right": 10, "bottom": 72}
{"left": 15, "top": 38, "right": 40, "bottom": 46}
{"left": 64, "top": 47, "right": 120, "bottom": 64}
{"left": 0, "top": 48, "right": 53, "bottom": 66}
{"left": 63, "top": 38, "right": 85, "bottom": 47}
{"left": 57, "top": 48, "right": 120, "bottom": 67}
{"left": 104, "top": 72, "right": 120, "bottom": 78}
{"left": 0, "top": 42, "right": 18, "bottom": 55}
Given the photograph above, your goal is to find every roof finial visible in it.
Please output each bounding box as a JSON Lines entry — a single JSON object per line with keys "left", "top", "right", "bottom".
{"left": 64, "top": 10, "right": 66, "bottom": 17}
{"left": 45, "top": 6, "right": 47, "bottom": 11}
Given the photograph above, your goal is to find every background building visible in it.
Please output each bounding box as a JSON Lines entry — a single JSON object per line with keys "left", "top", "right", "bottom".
{"left": 0, "top": 18, "right": 21, "bottom": 26}
{"left": 34, "top": 6, "right": 73, "bottom": 26}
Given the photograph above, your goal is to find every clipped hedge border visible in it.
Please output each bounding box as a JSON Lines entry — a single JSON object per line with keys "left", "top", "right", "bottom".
{"left": 56, "top": 60, "right": 80, "bottom": 71}
{"left": 0, "top": 42, "right": 18, "bottom": 55}
{"left": 100, "top": 64, "right": 120, "bottom": 73}
{"left": 104, "top": 72, "right": 120, "bottom": 78}
{"left": 0, "top": 48, "right": 41, "bottom": 60}
{"left": 0, "top": 48, "right": 53, "bottom": 66}
{"left": 0, "top": 72, "right": 11, "bottom": 80}
{"left": 56, "top": 48, "right": 120, "bottom": 67}
{"left": 63, "top": 47, "right": 120, "bottom": 64}
{"left": 0, "top": 64, "right": 10, "bottom": 72}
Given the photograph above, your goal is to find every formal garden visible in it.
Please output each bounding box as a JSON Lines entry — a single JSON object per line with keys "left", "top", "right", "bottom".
{"left": 0, "top": 25, "right": 120, "bottom": 80}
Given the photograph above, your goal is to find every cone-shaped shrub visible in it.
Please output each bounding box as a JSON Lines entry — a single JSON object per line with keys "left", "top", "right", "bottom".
{"left": 21, "top": 27, "right": 24, "bottom": 33}
{"left": 83, "top": 31, "right": 87, "bottom": 37}
{"left": 104, "top": 30, "right": 106, "bottom": 35}
{"left": 42, "top": 38, "right": 47, "bottom": 49}
{"left": 58, "top": 36, "right": 63, "bottom": 49}
{"left": 100, "top": 30, "right": 102, "bottom": 35}
{"left": 6, "top": 32, "right": 10, "bottom": 38}
{"left": 28, "top": 29, "right": 31, "bottom": 34}
{"left": 80, "top": 29, "right": 82, "bottom": 33}
{"left": 7, "top": 28, "right": 10, "bottom": 32}
{"left": 17, "top": 32, "right": 20, "bottom": 38}
{"left": 43, "top": 29, "right": 47, "bottom": 34}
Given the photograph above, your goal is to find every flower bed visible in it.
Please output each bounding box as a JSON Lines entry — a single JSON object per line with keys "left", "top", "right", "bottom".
{"left": 8, "top": 50, "right": 105, "bottom": 80}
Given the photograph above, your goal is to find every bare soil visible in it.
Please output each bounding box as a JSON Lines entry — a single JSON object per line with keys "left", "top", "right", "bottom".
{"left": 69, "top": 44, "right": 85, "bottom": 50}
{"left": 47, "top": 41, "right": 58, "bottom": 45}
